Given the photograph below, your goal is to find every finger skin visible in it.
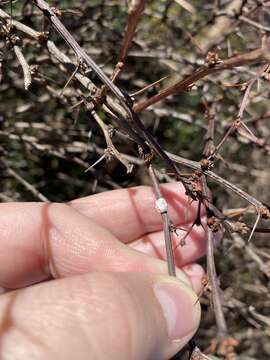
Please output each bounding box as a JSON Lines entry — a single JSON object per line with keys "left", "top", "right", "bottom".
{"left": 0, "top": 203, "right": 191, "bottom": 289}
{"left": 182, "top": 263, "right": 205, "bottom": 294}
{"left": 0, "top": 272, "right": 201, "bottom": 360}
{"left": 70, "top": 183, "right": 204, "bottom": 243}
{"left": 0, "top": 265, "right": 207, "bottom": 296}
{"left": 0, "top": 187, "right": 206, "bottom": 290}
{"left": 131, "top": 221, "right": 207, "bottom": 267}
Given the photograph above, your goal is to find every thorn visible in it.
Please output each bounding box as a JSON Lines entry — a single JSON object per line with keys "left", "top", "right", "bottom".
{"left": 84, "top": 154, "right": 106, "bottom": 172}
{"left": 247, "top": 210, "right": 260, "bottom": 242}
{"left": 130, "top": 76, "right": 169, "bottom": 97}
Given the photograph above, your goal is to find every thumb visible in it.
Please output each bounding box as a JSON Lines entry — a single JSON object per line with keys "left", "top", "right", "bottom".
{"left": 0, "top": 272, "right": 200, "bottom": 360}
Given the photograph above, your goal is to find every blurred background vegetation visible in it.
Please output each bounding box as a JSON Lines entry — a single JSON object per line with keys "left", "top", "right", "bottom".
{"left": 1, "top": 1, "right": 270, "bottom": 358}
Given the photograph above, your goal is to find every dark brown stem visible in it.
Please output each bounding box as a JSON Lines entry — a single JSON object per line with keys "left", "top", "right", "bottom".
{"left": 134, "top": 45, "right": 270, "bottom": 113}
{"left": 118, "top": 0, "right": 145, "bottom": 65}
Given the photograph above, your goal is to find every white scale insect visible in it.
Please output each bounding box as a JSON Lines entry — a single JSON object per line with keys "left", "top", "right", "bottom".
{"left": 155, "top": 197, "right": 168, "bottom": 214}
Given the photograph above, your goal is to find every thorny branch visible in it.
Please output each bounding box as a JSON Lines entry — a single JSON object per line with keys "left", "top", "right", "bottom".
{"left": 1, "top": 1, "right": 270, "bottom": 358}
{"left": 133, "top": 44, "right": 270, "bottom": 113}
{"left": 90, "top": 110, "right": 134, "bottom": 173}
{"left": 31, "top": 0, "right": 185, "bottom": 183}
{"left": 167, "top": 152, "right": 270, "bottom": 216}
{"left": 201, "top": 109, "right": 229, "bottom": 343}
{"left": 111, "top": 0, "right": 145, "bottom": 81}
{"left": 1, "top": 6, "right": 268, "bottom": 211}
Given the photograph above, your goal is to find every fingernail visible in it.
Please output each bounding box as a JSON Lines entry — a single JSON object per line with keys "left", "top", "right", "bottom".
{"left": 154, "top": 281, "right": 200, "bottom": 342}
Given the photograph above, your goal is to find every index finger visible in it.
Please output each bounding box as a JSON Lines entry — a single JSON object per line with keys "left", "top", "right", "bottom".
{"left": 70, "top": 182, "right": 204, "bottom": 243}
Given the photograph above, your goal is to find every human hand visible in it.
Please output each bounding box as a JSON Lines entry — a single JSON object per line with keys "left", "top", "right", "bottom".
{"left": 0, "top": 183, "right": 208, "bottom": 359}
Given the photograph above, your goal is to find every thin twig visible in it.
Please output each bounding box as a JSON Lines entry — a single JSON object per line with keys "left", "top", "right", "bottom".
{"left": 239, "top": 15, "right": 270, "bottom": 33}
{"left": 174, "top": 0, "right": 196, "bottom": 15}
{"left": 234, "top": 234, "right": 270, "bottom": 278}
{"left": 0, "top": 193, "right": 13, "bottom": 202}
{"left": 148, "top": 164, "right": 176, "bottom": 277}
{"left": 13, "top": 45, "right": 32, "bottom": 90}
{"left": 167, "top": 152, "right": 269, "bottom": 212}
{"left": 238, "top": 64, "right": 268, "bottom": 119}
{"left": 6, "top": 166, "right": 49, "bottom": 202}
{"left": 201, "top": 106, "right": 228, "bottom": 340}
{"left": 117, "top": 0, "right": 145, "bottom": 66}
{"left": 207, "top": 229, "right": 228, "bottom": 340}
